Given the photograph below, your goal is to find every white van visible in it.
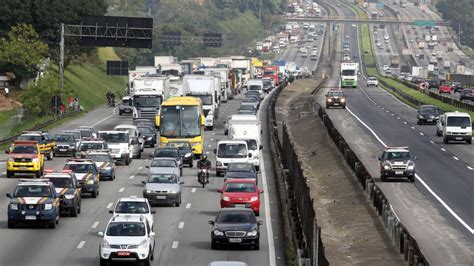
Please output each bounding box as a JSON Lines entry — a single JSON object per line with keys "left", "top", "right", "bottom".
{"left": 214, "top": 140, "right": 252, "bottom": 176}
{"left": 436, "top": 111, "right": 472, "bottom": 144}
{"left": 246, "top": 79, "right": 264, "bottom": 98}
{"left": 114, "top": 124, "right": 144, "bottom": 151}
{"left": 228, "top": 114, "right": 262, "bottom": 170}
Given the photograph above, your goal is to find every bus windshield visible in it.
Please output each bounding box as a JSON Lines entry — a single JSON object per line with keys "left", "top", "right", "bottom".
{"left": 160, "top": 105, "right": 201, "bottom": 138}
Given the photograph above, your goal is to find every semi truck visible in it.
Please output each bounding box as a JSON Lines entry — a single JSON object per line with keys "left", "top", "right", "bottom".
{"left": 202, "top": 67, "right": 231, "bottom": 103}
{"left": 228, "top": 114, "right": 262, "bottom": 170}
{"left": 183, "top": 75, "right": 219, "bottom": 130}
{"left": 131, "top": 76, "right": 170, "bottom": 122}
{"left": 340, "top": 63, "right": 359, "bottom": 88}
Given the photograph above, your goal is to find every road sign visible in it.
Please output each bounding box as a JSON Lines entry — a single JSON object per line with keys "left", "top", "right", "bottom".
{"left": 414, "top": 20, "right": 436, "bottom": 27}
{"left": 376, "top": 3, "right": 384, "bottom": 9}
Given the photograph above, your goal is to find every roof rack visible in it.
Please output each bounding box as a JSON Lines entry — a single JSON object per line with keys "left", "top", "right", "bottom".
{"left": 44, "top": 169, "right": 73, "bottom": 174}
{"left": 19, "top": 179, "right": 50, "bottom": 183}
{"left": 88, "top": 149, "right": 111, "bottom": 153}
{"left": 385, "top": 146, "right": 409, "bottom": 150}
{"left": 13, "top": 140, "right": 38, "bottom": 145}
{"left": 66, "top": 158, "right": 93, "bottom": 163}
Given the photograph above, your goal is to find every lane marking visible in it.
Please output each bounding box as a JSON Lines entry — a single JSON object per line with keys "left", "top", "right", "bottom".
{"left": 411, "top": 126, "right": 415, "bottom": 130}
{"left": 191, "top": 188, "right": 196, "bottom": 193}
{"left": 172, "top": 241, "right": 179, "bottom": 249}
{"left": 91, "top": 221, "right": 100, "bottom": 229}
{"left": 129, "top": 175, "right": 135, "bottom": 179}
{"left": 468, "top": 166, "right": 473, "bottom": 171}
{"left": 441, "top": 148, "right": 446, "bottom": 152}
{"left": 178, "top": 222, "right": 185, "bottom": 229}
{"left": 419, "top": 132, "right": 424, "bottom": 136}
{"left": 205, "top": 151, "right": 210, "bottom": 155}
{"left": 119, "top": 187, "right": 125, "bottom": 193}
{"left": 92, "top": 114, "right": 114, "bottom": 127}
{"left": 346, "top": 106, "right": 474, "bottom": 234}
{"left": 430, "top": 140, "right": 435, "bottom": 144}
{"left": 397, "top": 117, "right": 400, "bottom": 120}
{"left": 185, "top": 203, "right": 191, "bottom": 209}
{"left": 453, "top": 157, "right": 459, "bottom": 161}
{"left": 138, "top": 167, "right": 143, "bottom": 170}
{"left": 208, "top": 145, "right": 212, "bottom": 148}
{"left": 77, "top": 241, "right": 86, "bottom": 249}
{"left": 106, "top": 202, "right": 113, "bottom": 209}
{"left": 403, "top": 121, "right": 407, "bottom": 124}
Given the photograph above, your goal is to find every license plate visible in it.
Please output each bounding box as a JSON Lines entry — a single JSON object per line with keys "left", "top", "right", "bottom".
{"left": 395, "top": 171, "right": 403, "bottom": 175}
{"left": 455, "top": 137, "right": 462, "bottom": 140}
{"left": 235, "top": 204, "right": 246, "bottom": 208}
{"left": 19, "top": 167, "right": 28, "bottom": 170}
{"left": 117, "top": 251, "right": 130, "bottom": 256}
{"left": 427, "top": 119, "right": 433, "bottom": 122}
{"left": 25, "top": 215, "right": 36, "bottom": 220}
{"left": 60, "top": 149, "right": 67, "bottom": 152}
{"left": 156, "top": 196, "right": 166, "bottom": 200}
{"left": 229, "top": 238, "right": 242, "bottom": 243}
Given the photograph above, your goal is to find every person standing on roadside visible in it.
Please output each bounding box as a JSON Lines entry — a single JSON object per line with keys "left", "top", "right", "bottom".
{"left": 4, "top": 87, "right": 9, "bottom": 98}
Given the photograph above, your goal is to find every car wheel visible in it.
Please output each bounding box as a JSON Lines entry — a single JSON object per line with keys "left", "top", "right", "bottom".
{"left": 7, "top": 221, "right": 15, "bottom": 229}
{"left": 47, "top": 150, "right": 53, "bottom": 160}
{"left": 137, "top": 152, "right": 141, "bottom": 159}
{"left": 48, "top": 220, "right": 56, "bottom": 229}
{"left": 143, "top": 254, "right": 151, "bottom": 266}
{"left": 78, "top": 202, "right": 81, "bottom": 214}
{"left": 36, "top": 170, "right": 42, "bottom": 179}
{"left": 151, "top": 143, "right": 155, "bottom": 148}
{"left": 71, "top": 204, "right": 78, "bottom": 217}
{"left": 254, "top": 241, "right": 260, "bottom": 250}
{"left": 325, "top": 105, "right": 329, "bottom": 109}
{"left": 175, "top": 197, "right": 181, "bottom": 207}
{"left": 211, "top": 239, "right": 219, "bottom": 250}
{"left": 189, "top": 162, "right": 193, "bottom": 168}
{"left": 216, "top": 171, "right": 221, "bottom": 177}
{"left": 100, "top": 258, "right": 107, "bottom": 266}
{"left": 467, "top": 139, "right": 472, "bottom": 145}
{"left": 443, "top": 137, "right": 448, "bottom": 144}
{"left": 125, "top": 157, "right": 130, "bottom": 166}
{"left": 6, "top": 171, "right": 13, "bottom": 178}
{"left": 255, "top": 211, "right": 260, "bottom": 216}
{"left": 409, "top": 176, "right": 415, "bottom": 183}
{"left": 91, "top": 188, "right": 98, "bottom": 198}
{"left": 417, "top": 120, "right": 421, "bottom": 125}
{"left": 119, "top": 111, "right": 123, "bottom": 116}
{"left": 111, "top": 174, "right": 115, "bottom": 181}
{"left": 380, "top": 174, "right": 387, "bottom": 182}
{"left": 72, "top": 152, "right": 76, "bottom": 157}
{"left": 224, "top": 129, "right": 228, "bottom": 135}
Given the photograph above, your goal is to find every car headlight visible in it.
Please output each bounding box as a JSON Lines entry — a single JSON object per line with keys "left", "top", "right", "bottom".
{"left": 407, "top": 163, "right": 415, "bottom": 170}
{"left": 8, "top": 158, "right": 14, "bottom": 162}
{"left": 32, "top": 158, "right": 39, "bottom": 162}
{"left": 184, "top": 153, "right": 192, "bottom": 157}
{"left": 146, "top": 137, "right": 153, "bottom": 141}
{"left": 340, "top": 98, "right": 345, "bottom": 102}
{"left": 87, "top": 179, "right": 95, "bottom": 185}
{"left": 247, "top": 230, "right": 258, "bottom": 237}
{"left": 216, "top": 161, "right": 222, "bottom": 166}
{"left": 250, "top": 196, "right": 258, "bottom": 202}
{"left": 64, "top": 194, "right": 75, "bottom": 200}
{"left": 138, "top": 239, "right": 148, "bottom": 249}
{"left": 103, "top": 166, "right": 112, "bottom": 171}
{"left": 383, "top": 165, "right": 391, "bottom": 170}
{"left": 169, "top": 190, "right": 178, "bottom": 194}
{"left": 10, "top": 203, "right": 18, "bottom": 210}
{"left": 145, "top": 190, "right": 152, "bottom": 194}
{"left": 327, "top": 98, "right": 332, "bottom": 102}
{"left": 192, "top": 142, "right": 201, "bottom": 147}
{"left": 213, "top": 230, "right": 224, "bottom": 236}
{"left": 101, "top": 239, "right": 111, "bottom": 248}
{"left": 223, "top": 196, "right": 230, "bottom": 201}
{"left": 44, "top": 204, "right": 53, "bottom": 210}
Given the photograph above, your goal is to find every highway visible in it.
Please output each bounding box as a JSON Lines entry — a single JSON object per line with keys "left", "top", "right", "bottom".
{"left": 0, "top": 92, "right": 287, "bottom": 265}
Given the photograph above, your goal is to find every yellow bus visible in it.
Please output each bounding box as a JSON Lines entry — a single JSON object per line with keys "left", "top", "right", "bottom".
{"left": 156, "top": 96, "right": 205, "bottom": 159}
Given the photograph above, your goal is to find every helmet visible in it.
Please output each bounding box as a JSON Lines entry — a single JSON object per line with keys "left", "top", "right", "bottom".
{"left": 201, "top": 155, "right": 207, "bottom": 161}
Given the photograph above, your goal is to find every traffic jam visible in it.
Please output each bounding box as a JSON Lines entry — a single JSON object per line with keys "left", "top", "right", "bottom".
{"left": 3, "top": 56, "right": 285, "bottom": 265}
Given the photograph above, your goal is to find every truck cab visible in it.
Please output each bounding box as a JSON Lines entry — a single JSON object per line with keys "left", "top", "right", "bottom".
{"left": 6, "top": 141, "right": 44, "bottom": 178}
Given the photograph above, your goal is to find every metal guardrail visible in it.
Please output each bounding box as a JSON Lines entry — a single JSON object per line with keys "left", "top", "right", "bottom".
{"left": 0, "top": 110, "right": 82, "bottom": 146}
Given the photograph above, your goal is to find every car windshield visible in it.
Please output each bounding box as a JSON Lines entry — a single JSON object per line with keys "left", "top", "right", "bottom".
{"left": 368, "top": 77, "right": 377, "bottom": 81}
{"left": 228, "top": 163, "right": 254, "bottom": 172}
{"left": 420, "top": 107, "right": 438, "bottom": 114}
{"left": 151, "top": 159, "right": 177, "bottom": 168}
{"left": 160, "top": 105, "right": 201, "bottom": 138}
{"left": 106, "top": 222, "right": 145, "bottom": 236}
{"left": 148, "top": 174, "right": 177, "bottom": 183}
{"left": 78, "top": 130, "right": 92, "bottom": 138}
{"left": 216, "top": 211, "right": 255, "bottom": 224}
{"left": 385, "top": 152, "right": 410, "bottom": 160}
{"left": 249, "top": 85, "right": 261, "bottom": 91}
{"left": 64, "top": 164, "right": 93, "bottom": 173}
{"left": 55, "top": 134, "right": 74, "bottom": 142}
{"left": 11, "top": 146, "right": 37, "bottom": 154}
{"left": 99, "top": 133, "right": 128, "bottom": 143}
{"left": 14, "top": 185, "right": 52, "bottom": 197}
{"left": 242, "top": 98, "right": 257, "bottom": 103}
{"left": 328, "top": 91, "right": 344, "bottom": 97}
{"left": 138, "top": 127, "right": 154, "bottom": 134}
{"left": 133, "top": 96, "right": 162, "bottom": 107}
{"left": 48, "top": 177, "right": 73, "bottom": 188}
{"left": 239, "top": 105, "right": 255, "bottom": 111}
{"left": 62, "top": 131, "right": 80, "bottom": 140}
{"left": 191, "top": 95, "right": 213, "bottom": 105}
{"left": 79, "top": 143, "right": 104, "bottom": 151}
{"left": 447, "top": 117, "right": 471, "bottom": 127}
{"left": 462, "top": 90, "right": 472, "bottom": 96}
{"left": 154, "top": 149, "right": 179, "bottom": 158}
{"left": 244, "top": 139, "right": 258, "bottom": 150}
{"left": 88, "top": 154, "right": 112, "bottom": 163}
{"left": 342, "top": 70, "right": 356, "bottom": 76}
{"left": 115, "top": 202, "right": 149, "bottom": 214}
{"left": 217, "top": 143, "right": 247, "bottom": 158}
{"left": 18, "top": 135, "right": 41, "bottom": 142}
{"left": 225, "top": 182, "right": 256, "bottom": 193}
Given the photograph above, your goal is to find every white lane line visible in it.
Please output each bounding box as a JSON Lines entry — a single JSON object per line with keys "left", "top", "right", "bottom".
{"left": 205, "top": 151, "right": 210, "bottom": 155}
{"left": 346, "top": 106, "right": 474, "bottom": 234}
{"left": 91, "top": 221, "right": 100, "bottom": 229}
{"left": 391, "top": 113, "right": 395, "bottom": 116}
{"left": 386, "top": 110, "right": 389, "bottom": 113}
{"left": 185, "top": 203, "right": 191, "bottom": 209}
{"left": 208, "top": 145, "right": 212, "bottom": 148}
{"left": 453, "top": 157, "right": 459, "bottom": 161}
{"left": 212, "top": 133, "right": 215, "bottom": 135}
{"left": 210, "top": 138, "right": 214, "bottom": 141}
{"left": 419, "top": 132, "right": 424, "bottom": 136}
{"left": 77, "top": 241, "right": 86, "bottom": 249}
{"left": 106, "top": 202, "right": 113, "bottom": 209}
{"left": 138, "top": 166, "right": 143, "bottom": 170}
{"left": 397, "top": 117, "right": 400, "bottom": 120}
{"left": 191, "top": 188, "right": 196, "bottom": 193}
{"left": 430, "top": 140, "right": 435, "bottom": 144}
{"left": 441, "top": 148, "right": 446, "bottom": 152}
{"left": 403, "top": 121, "right": 407, "bottom": 124}
{"left": 129, "top": 175, "right": 135, "bottom": 179}
{"left": 118, "top": 187, "right": 125, "bottom": 193}
{"left": 92, "top": 114, "right": 114, "bottom": 127}
{"left": 468, "top": 166, "right": 474, "bottom": 170}
{"left": 178, "top": 222, "right": 185, "bottom": 229}
{"left": 172, "top": 241, "right": 179, "bottom": 249}
{"left": 411, "top": 126, "right": 415, "bottom": 130}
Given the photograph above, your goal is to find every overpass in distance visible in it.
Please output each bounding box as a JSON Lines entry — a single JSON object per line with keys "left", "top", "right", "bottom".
{"left": 285, "top": 16, "right": 448, "bottom": 25}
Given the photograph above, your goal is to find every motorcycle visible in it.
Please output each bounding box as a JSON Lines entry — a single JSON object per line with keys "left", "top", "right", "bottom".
{"left": 198, "top": 167, "right": 209, "bottom": 188}
{"left": 106, "top": 95, "right": 115, "bottom": 107}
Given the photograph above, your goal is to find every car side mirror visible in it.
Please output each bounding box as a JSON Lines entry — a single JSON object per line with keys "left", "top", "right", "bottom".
{"left": 413, "top": 156, "right": 418, "bottom": 161}
{"left": 151, "top": 210, "right": 156, "bottom": 214}
{"left": 377, "top": 156, "right": 382, "bottom": 161}
{"left": 141, "top": 181, "right": 147, "bottom": 185}
{"left": 6, "top": 193, "right": 12, "bottom": 198}
{"left": 217, "top": 188, "right": 223, "bottom": 193}
{"left": 208, "top": 221, "right": 215, "bottom": 225}
{"left": 4, "top": 150, "right": 9, "bottom": 154}
{"left": 248, "top": 153, "right": 253, "bottom": 158}
{"left": 259, "top": 189, "right": 264, "bottom": 194}
{"left": 213, "top": 149, "right": 217, "bottom": 154}
{"left": 145, "top": 166, "right": 150, "bottom": 169}
{"left": 98, "top": 232, "right": 104, "bottom": 237}
{"left": 257, "top": 221, "right": 263, "bottom": 226}
{"left": 259, "top": 145, "right": 263, "bottom": 150}
{"left": 109, "top": 210, "right": 114, "bottom": 214}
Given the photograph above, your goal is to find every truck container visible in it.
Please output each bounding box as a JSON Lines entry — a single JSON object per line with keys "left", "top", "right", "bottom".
{"left": 390, "top": 55, "right": 400, "bottom": 68}
{"left": 154, "top": 56, "right": 176, "bottom": 68}
{"left": 228, "top": 114, "right": 262, "bottom": 170}
{"left": 183, "top": 75, "right": 218, "bottom": 130}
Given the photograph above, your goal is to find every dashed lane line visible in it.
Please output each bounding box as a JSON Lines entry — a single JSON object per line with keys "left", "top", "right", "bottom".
{"left": 453, "top": 157, "right": 459, "bottom": 161}
{"left": 172, "top": 241, "right": 179, "bottom": 249}
{"left": 106, "top": 202, "right": 113, "bottom": 209}
{"left": 77, "top": 241, "right": 86, "bottom": 249}
{"left": 178, "top": 222, "right": 185, "bottom": 229}
{"left": 91, "top": 221, "right": 100, "bottom": 229}
{"left": 191, "top": 188, "right": 196, "bottom": 193}
{"left": 129, "top": 175, "right": 135, "bottom": 179}
{"left": 441, "top": 148, "right": 446, "bottom": 152}
{"left": 118, "top": 187, "right": 125, "bottom": 193}
{"left": 185, "top": 203, "right": 191, "bottom": 209}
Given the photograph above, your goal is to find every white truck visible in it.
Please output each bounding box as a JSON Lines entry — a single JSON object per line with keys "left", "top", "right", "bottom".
{"left": 417, "top": 41, "right": 426, "bottom": 49}
{"left": 286, "top": 62, "right": 297, "bottom": 76}
{"left": 160, "top": 63, "right": 181, "bottom": 81}
{"left": 228, "top": 114, "right": 262, "bottom": 170}
{"left": 246, "top": 79, "right": 264, "bottom": 98}
{"left": 436, "top": 111, "right": 472, "bottom": 144}
{"left": 340, "top": 63, "right": 359, "bottom": 88}
{"left": 183, "top": 75, "right": 218, "bottom": 130}
{"left": 443, "top": 60, "right": 451, "bottom": 69}
{"left": 154, "top": 56, "right": 176, "bottom": 68}
{"left": 98, "top": 131, "right": 133, "bottom": 165}
{"left": 203, "top": 67, "right": 231, "bottom": 103}
{"left": 231, "top": 58, "right": 253, "bottom": 85}
{"left": 128, "top": 67, "right": 157, "bottom": 93}
{"left": 131, "top": 76, "right": 170, "bottom": 122}
{"left": 214, "top": 140, "right": 252, "bottom": 176}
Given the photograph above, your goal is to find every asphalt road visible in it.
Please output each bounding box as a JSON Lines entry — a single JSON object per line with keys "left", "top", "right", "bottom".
{"left": 0, "top": 91, "right": 287, "bottom": 265}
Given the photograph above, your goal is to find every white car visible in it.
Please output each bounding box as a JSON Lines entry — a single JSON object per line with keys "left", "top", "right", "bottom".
{"left": 384, "top": 35, "right": 389, "bottom": 40}
{"left": 367, "top": 77, "right": 379, "bottom": 87}
{"left": 376, "top": 42, "right": 382, "bottom": 47}
{"left": 383, "top": 65, "right": 389, "bottom": 71}
{"left": 352, "top": 24, "right": 356, "bottom": 27}
{"left": 343, "top": 54, "right": 351, "bottom": 61}
{"left": 99, "top": 215, "right": 155, "bottom": 266}
{"left": 109, "top": 196, "right": 155, "bottom": 228}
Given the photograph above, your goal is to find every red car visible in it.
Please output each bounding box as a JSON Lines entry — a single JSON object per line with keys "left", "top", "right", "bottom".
{"left": 439, "top": 84, "right": 452, "bottom": 94}
{"left": 218, "top": 179, "right": 262, "bottom": 216}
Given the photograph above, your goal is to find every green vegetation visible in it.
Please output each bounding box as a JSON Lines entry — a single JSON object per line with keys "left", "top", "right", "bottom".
{"left": 435, "top": 0, "right": 473, "bottom": 48}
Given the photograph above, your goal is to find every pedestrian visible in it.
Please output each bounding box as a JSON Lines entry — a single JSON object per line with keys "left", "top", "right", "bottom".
{"left": 4, "top": 87, "right": 9, "bottom": 98}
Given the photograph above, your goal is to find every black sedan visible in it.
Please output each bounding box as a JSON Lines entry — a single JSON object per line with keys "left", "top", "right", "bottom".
{"left": 237, "top": 103, "right": 257, "bottom": 115}
{"left": 165, "top": 141, "right": 194, "bottom": 167}
{"left": 224, "top": 163, "right": 258, "bottom": 184}
{"left": 460, "top": 89, "right": 474, "bottom": 101}
{"left": 241, "top": 97, "right": 260, "bottom": 110}
{"left": 417, "top": 105, "right": 440, "bottom": 125}
{"left": 209, "top": 208, "right": 262, "bottom": 250}
{"left": 138, "top": 126, "right": 156, "bottom": 147}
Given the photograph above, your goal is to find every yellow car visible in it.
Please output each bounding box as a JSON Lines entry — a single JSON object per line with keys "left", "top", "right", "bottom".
{"left": 17, "top": 131, "right": 56, "bottom": 160}
{"left": 5, "top": 141, "right": 45, "bottom": 178}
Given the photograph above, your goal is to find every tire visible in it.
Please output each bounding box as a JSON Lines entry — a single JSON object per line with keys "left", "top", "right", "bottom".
{"left": 202, "top": 182, "right": 205, "bottom": 188}
{"left": 417, "top": 120, "right": 421, "bottom": 125}
{"left": 150, "top": 142, "right": 155, "bottom": 148}
{"left": 342, "top": 105, "right": 346, "bottom": 109}
{"left": 467, "top": 139, "right": 472, "bottom": 145}
{"left": 100, "top": 258, "right": 107, "bottom": 266}
{"left": 47, "top": 150, "right": 53, "bottom": 160}
{"left": 175, "top": 197, "right": 181, "bottom": 207}
{"left": 7, "top": 221, "right": 15, "bottom": 229}
{"left": 254, "top": 241, "right": 260, "bottom": 250}
{"left": 255, "top": 211, "right": 260, "bottom": 217}
{"left": 119, "top": 111, "right": 123, "bottom": 116}
{"left": 137, "top": 152, "right": 141, "bottom": 159}
{"left": 125, "top": 156, "right": 130, "bottom": 166}
{"left": 91, "top": 188, "right": 98, "bottom": 198}
{"left": 208, "top": 126, "right": 214, "bottom": 131}
{"left": 409, "top": 176, "right": 415, "bottom": 183}
{"left": 380, "top": 174, "right": 387, "bottom": 182}
{"left": 72, "top": 152, "right": 76, "bottom": 158}
{"left": 48, "top": 220, "right": 56, "bottom": 229}
{"left": 443, "top": 137, "right": 448, "bottom": 144}
{"left": 78, "top": 202, "right": 81, "bottom": 214}
{"left": 6, "top": 171, "right": 13, "bottom": 178}
{"left": 35, "top": 170, "right": 41, "bottom": 179}
{"left": 143, "top": 254, "right": 151, "bottom": 266}
{"left": 224, "top": 130, "right": 228, "bottom": 135}
{"left": 111, "top": 174, "right": 115, "bottom": 181}
{"left": 71, "top": 203, "right": 78, "bottom": 217}
{"left": 325, "top": 105, "right": 329, "bottom": 109}
{"left": 211, "top": 239, "right": 219, "bottom": 250}
{"left": 216, "top": 170, "right": 221, "bottom": 177}
{"left": 189, "top": 162, "right": 193, "bottom": 168}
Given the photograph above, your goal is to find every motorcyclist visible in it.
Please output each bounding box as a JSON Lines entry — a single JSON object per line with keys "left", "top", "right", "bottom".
{"left": 106, "top": 91, "right": 116, "bottom": 107}
{"left": 197, "top": 155, "right": 211, "bottom": 183}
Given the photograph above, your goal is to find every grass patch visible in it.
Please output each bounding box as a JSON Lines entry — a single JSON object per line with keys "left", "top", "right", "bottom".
{"left": 0, "top": 109, "right": 17, "bottom": 127}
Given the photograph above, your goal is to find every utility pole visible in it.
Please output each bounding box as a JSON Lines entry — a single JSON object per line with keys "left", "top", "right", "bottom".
{"left": 59, "top": 23, "right": 65, "bottom": 90}
{"left": 259, "top": 0, "right": 262, "bottom": 21}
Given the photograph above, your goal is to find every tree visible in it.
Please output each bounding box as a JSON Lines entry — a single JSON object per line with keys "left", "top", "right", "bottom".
{"left": 0, "top": 24, "right": 48, "bottom": 82}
